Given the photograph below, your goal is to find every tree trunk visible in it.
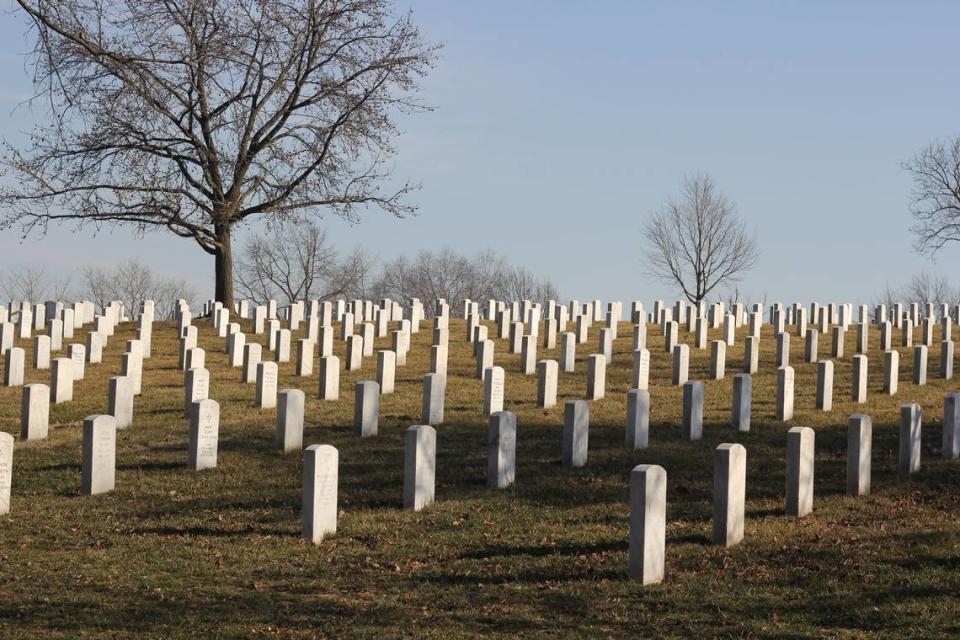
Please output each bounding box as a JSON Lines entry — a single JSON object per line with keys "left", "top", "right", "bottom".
{"left": 214, "top": 225, "right": 234, "bottom": 309}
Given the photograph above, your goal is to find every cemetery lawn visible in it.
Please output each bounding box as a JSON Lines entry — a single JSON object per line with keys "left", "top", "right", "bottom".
{"left": 1, "top": 318, "right": 958, "bottom": 639}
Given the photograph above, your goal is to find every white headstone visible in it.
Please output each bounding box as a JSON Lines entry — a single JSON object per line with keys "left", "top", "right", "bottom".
{"left": 898, "top": 403, "right": 921, "bottom": 478}
{"left": 274, "top": 328, "right": 291, "bottom": 363}
{"left": 940, "top": 340, "right": 954, "bottom": 380}
{"left": 50, "top": 357, "right": 74, "bottom": 403}
{"left": 847, "top": 414, "right": 872, "bottom": 496}
{"left": 277, "top": 389, "right": 305, "bottom": 453}
{"left": 629, "top": 464, "right": 666, "bottom": 585}
{"left": 713, "top": 443, "right": 746, "bottom": 547}
{"left": 421, "top": 373, "right": 446, "bottom": 425}
{"left": 944, "top": 393, "right": 960, "bottom": 460}
{"left": 786, "top": 426, "right": 814, "bottom": 516}
{"left": 20, "top": 383, "right": 50, "bottom": 441}
{"left": 403, "top": 425, "right": 436, "bottom": 511}
{"left": 562, "top": 399, "right": 589, "bottom": 467}
{"left": 242, "top": 342, "right": 262, "bottom": 384}
{"left": 815, "top": 360, "right": 833, "bottom": 411}
{"left": 709, "top": 340, "right": 726, "bottom": 380}
{"left": 626, "top": 389, "right": 650, "bottom": 449}
{"left": 913, "top": 345, "right": 928, "bottom": 385}
{"left": 3, "top": 347, "right": 24, "bottom": 387}
{"left": 487, "top": 411, "right": 516, "bottom": 489}
{"left": 86, "top": 331, "right": 103, "bottom": 364}
{"left": 536, "top": 359, "right": 558, "bottom": 408}
{"left": 256, "top": 361, "right": 279, "bottom": 409}
{"left": 852, "top": 354, "right": 868, "bottom": 403}
{"left": 81, "top": 415, "right": 116, "bottom": 495}
{"left": 559, "top": 332, "right": 576, "bottom": 373}
{"left": 376, "top": 350, "right": 396, "bottom": 394}
{"left": 302, "top": 444, "right": 339, "bottom": 543}
{"left": 882, "top": 349, "right": 899, "bottom": 395}
{"left": 319, "top": 356, "right": 340, "bottom": 400}
{"left": 430, "top": 343, "right": 448, "bottom": 377}
{"left": 353, "top": 381, "right": 380, "bottom": 438}
{"left": 0, "top": 433, "right": 11, "bottom": 515}
{"left": 682, "top": 380, "right": 704, "bottom": 440}
{"left": 108, "top": 375, "right": 134, "bottom": 429}
{"left": 483, "top": 366, "right": 505, "bottom": 416}
{"left": 731, "top": 373, "right": 751, "bottom": 432}
{"left": 346, "top": 334, "right": 363, "bottom": 371}
{"left": 672, "top": 344, "right": 689, "bottom": 386}
{"left": 776, "top": 365, "right": 795, "bottom": 421}
{"left": 586, "top": 354, "right": 606, "bottom": 400}
{"left": 183, "top": 367, "right": 209, "bottom": 416}
{"left": 32, "top": 335, "right": 50, "bottom": 370}
{"left": 188, "top": 398, "right": 220, "bottom": 470}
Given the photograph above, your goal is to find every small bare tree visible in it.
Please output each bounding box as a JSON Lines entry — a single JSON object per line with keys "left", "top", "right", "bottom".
{"left": 876, "top": 271, "right": 958, "bottom": 315}
{"left": 234, "top": 222, "right": 374, "bottom": 304}
{"left": 723, "top": 286, "right": 742, "bottom": 310}
{"left": 643, "top": 173, "right": 759, "bottom": 304}
{"left": 375, "top": 248, "right": 500, "bottom": 316}
{"left": 875, "top": 280, "right": 901, "bottom": 311}
{"left": 374, "top": 248, "right": 559, "bottom": 316}
{"left": 80, "top": 259, "right": 197, "bottom": 316}
{"left": 903, "top": 137, "right": 960, "bottom": 255}
{"left": 901, "top": 271, "right": 956, "bottom": 307}
{"left": 80, "top": 266, "right": 117, "bottom": 313}
{"left": 0, "top": 265, "right": 75, "bottom": 303}
{"left": 495, "top": 265, "right": 560, "bottom": 308}
{"left": 1, "top": 265, "right": 50, "bottom": 303}
{"left": 152, "top": 278, "right": 199, "bottom": 320}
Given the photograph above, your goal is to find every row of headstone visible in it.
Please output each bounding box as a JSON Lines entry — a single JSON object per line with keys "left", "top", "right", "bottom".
{"left": 192, "top": 296, "right": 958, "bottom": 446}
{"left": 629, "top": 397, "right": 956, "bottom": 584}
{"left": 6, "top": 296, "right": 959, "bottom": 579}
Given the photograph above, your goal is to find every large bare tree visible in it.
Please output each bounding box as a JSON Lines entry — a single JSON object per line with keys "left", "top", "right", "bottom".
{"left": 903, "top": 136, "right": 960, "bottom": 256}
{"left": 643, "top": 173, "right": 759, "bottom": 304}
{"left": 1, "top": 0, "right": 436, "bottom": 307}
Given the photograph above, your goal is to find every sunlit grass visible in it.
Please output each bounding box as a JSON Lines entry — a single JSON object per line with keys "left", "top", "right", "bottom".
{"left": 0, "top": 314, "right": 957, "bottom": 638}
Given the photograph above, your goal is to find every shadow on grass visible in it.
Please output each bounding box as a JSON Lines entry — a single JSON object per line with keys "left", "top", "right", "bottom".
{"left": 457, "top": 539, "right": 626, "bottom": 560}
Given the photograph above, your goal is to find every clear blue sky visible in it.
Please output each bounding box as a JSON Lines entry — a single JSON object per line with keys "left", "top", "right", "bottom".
{"left": 0, "top": 1, "right": 957, "bottom": 304}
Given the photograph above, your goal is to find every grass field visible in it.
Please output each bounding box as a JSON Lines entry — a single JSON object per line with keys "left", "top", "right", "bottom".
{"left": 0, "top": 313, "right": 958, "bottom": 639}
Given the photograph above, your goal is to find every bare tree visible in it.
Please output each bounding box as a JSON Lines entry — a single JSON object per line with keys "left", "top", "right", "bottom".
{"left": 338, "top": 248, "right": 379, "bottom": 300}
{"left": 375, "top": 248, "right": 559, "bottom": 316}
{"left": 643, "top": 174, "right": 760, "bottom": 304}
{"left": 79, "top": 259, "right": 198, "bottom": 316}
{"left": 901, "top": 271, "right": 956, "bottom": 307}
{"left": 1, "top": 1, "right": 437, "bottom": 308}
{"left": 80, "top": 266, "right": 116, "bottom": 313}
{"left": 903, "top": 137, "right": 960, "bottom": 255}
{"left": 113, "top": 261, "right": 156, "bottom": 316}
{"left": 153, "top": 278, "right": 199, "bottom": 320}
{"left": 875, "top": 280, "right": 901, "bottom": 311}
{"left": 0, "top": 265, "right": 50, "bottom": 303}
{"left": 0, "top": 265, "right": 75, "bottom": 303}
{"left": 875, "top": 271, "right": 958, "bottom": 316}
{"left": 495, "top": 265, "right": 560, "bottom": 308}
{"left": 723, "top": 286, "right": 742, "bottom": 310}
{"left": 49, "top": 273, "right": 75, "bottom": 302}
{"left": 376, "top": 249, "right": 498, "bottom": 316}
{"left": 234, "top": 221, "right": 374, "bottom": 304}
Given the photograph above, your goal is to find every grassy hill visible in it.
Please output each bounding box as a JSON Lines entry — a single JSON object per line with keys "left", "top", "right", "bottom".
{"left": 0, "top": 315, "right": 957, "bottom": 638}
